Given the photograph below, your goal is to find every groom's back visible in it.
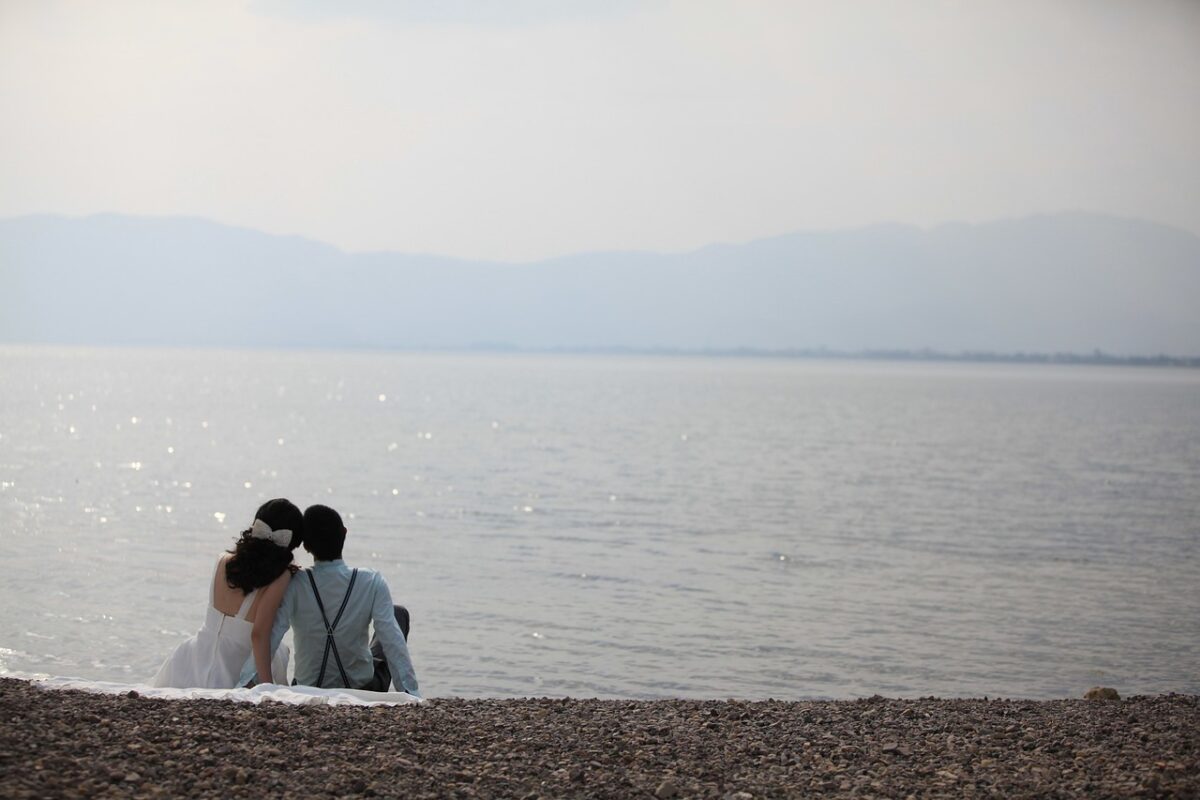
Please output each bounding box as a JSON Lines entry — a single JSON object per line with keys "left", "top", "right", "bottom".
{"left": 286, "top": 504, "right": 418, "bottom": 695}
{"left": 288, "top": 559, "right": 384, "bottom": 688}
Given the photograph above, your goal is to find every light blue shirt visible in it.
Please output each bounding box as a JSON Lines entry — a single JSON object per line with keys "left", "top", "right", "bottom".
{"left": 238, "top": 559, "right": 419, "bottom": 696}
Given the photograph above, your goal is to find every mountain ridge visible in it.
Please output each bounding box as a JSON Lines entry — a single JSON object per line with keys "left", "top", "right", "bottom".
{"left": 8, "top": 209, "right": 1198, "bottom": 262}
{"left": 2, "top": 211, "right": 1198, "bottom": 355}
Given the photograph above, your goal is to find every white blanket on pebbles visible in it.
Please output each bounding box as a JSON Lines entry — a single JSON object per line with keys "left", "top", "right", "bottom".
{"left": 26, "top": 675, "right": 422, "bottom": 706}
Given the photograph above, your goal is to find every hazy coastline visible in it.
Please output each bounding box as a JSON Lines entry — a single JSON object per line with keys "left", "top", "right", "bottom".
{"left": 443, "top": 344, "right": 1200, "bottom": 369}
{"left": 3, "top": 340, "right": 1197, "bottom": 369}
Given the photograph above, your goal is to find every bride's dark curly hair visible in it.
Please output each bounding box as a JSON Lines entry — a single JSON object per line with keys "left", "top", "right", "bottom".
{"left": 225, "top": 498, "right": 304, "bottom": 594}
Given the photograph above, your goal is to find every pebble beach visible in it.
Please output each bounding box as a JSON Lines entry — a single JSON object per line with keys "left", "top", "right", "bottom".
{"left": 1, "top": 679, "right": 1197, "bottom": 798}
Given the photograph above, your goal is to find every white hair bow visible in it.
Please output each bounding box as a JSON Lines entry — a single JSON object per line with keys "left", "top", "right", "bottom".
{"left": 249, "top": 518, "right": 293, "bottom": 548}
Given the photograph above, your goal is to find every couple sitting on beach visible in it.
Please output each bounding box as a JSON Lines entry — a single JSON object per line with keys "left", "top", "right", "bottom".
{"left": 149, "top": 498, "right": 419, "bottom": 697}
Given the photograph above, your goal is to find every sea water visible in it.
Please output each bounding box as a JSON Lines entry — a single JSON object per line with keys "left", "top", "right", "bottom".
{"left": 1, "top": 346, "right": 1197, "bottom": 699}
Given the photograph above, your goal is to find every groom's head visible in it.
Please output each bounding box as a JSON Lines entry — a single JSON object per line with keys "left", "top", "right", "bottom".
{"left": 302, "top": 504, "right": 346, "bottom": 561}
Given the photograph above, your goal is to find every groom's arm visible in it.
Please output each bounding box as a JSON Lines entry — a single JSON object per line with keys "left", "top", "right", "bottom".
{"left": 371, "top": 574, "right": 420, "bottom": 696}
{"left": 238, "top": 582, "right": 294, "bottom": 687}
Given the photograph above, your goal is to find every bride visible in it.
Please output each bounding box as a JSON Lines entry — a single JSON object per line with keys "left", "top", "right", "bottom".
{"left": 150, "top": 498, "right": 302, "bottom": 688}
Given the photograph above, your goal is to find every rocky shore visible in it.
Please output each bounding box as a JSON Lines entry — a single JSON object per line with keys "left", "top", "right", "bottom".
{"left": 1, "top": 679, "right": 1196, "bottom": 798}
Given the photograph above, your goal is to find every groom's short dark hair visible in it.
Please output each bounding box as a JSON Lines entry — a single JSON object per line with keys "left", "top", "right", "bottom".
{"left": 303, "top": 504, "right": 346, "bottom": 561}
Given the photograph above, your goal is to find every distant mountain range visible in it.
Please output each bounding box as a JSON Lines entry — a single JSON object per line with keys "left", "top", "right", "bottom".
{"left": 2, "top": 212, "right": 1198, "bottom": 356}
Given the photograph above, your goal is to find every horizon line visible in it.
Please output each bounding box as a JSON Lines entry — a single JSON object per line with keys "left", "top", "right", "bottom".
{"left": 1, "top": 341, "right": 1196, "bottom": 368}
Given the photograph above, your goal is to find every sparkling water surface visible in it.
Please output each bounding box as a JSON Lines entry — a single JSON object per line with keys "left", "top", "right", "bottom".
{"left": 1, "top": 346, "right": 1197, "bottom": 699}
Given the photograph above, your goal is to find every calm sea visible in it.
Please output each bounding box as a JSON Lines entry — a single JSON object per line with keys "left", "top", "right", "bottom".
{"left": 1, "top": 346, "right": 1197, "bottom": 699}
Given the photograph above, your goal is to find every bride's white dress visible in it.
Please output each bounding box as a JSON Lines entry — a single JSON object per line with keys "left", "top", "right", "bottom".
{"left": 150, "top": 558, "right": 289, "bottom": 688}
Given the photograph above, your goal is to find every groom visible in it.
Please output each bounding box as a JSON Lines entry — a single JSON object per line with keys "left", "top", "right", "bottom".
{"left": 240, "top": 504, "right": 419, "bottom": 696}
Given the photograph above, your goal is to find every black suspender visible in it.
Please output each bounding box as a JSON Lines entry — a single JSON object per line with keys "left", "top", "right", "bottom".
{"left": 305, "top": 567, "right": 359, "bottom": 688}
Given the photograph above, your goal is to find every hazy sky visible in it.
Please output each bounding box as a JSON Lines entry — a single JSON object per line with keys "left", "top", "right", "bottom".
{"left": 2, "top": 0, "right": 1198, "bottom": 261}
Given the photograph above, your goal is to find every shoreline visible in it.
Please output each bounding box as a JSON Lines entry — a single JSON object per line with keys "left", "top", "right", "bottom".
{"left": 2, "top": 679, "right": 1197, "bottom": 798}
{"left": 4, "top": 341, "right": 1199, "bottom": 369}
